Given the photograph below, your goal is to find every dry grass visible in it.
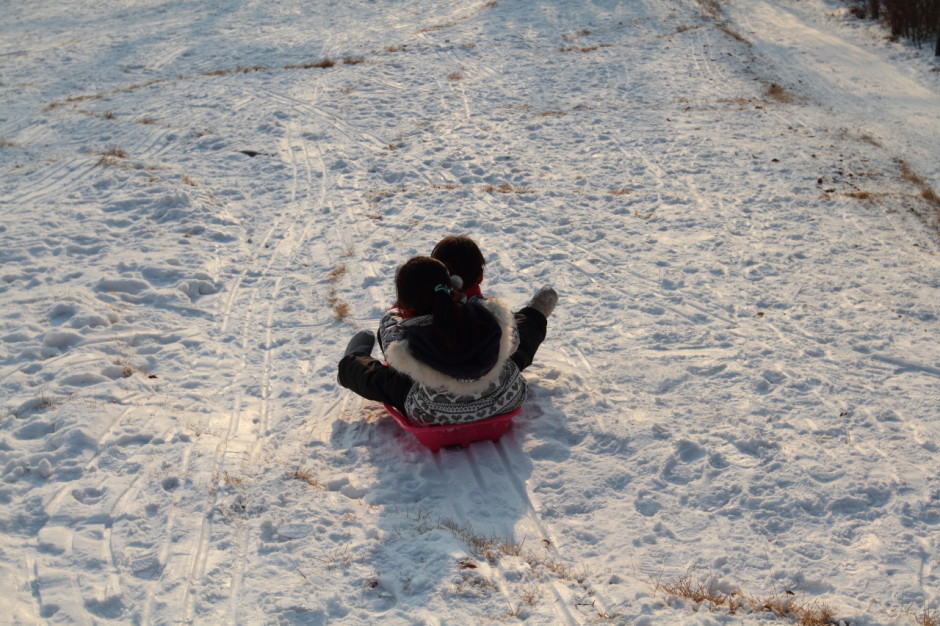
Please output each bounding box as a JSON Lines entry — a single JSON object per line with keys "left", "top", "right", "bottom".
{"left": 290, "top": 468, "right": 323, "bottom": 488}
{"left": 332, "top": 300, "right": 350, "bottom": 320}
{"left": 385, "top": 44, "right": 405, "bottom": 53}
{"left": 696, "top": 0, "right": 721, "bottom": 19}
{"left": 535, "top": 110, "right": 566, "bottom": 117}
{"left": 0, "top": 139, "right": 17, "bottom": 148}
{"left": 609, "top": 187, "right": 632, "bottom": 196}
{"left": 654, "top": 573, "right": 839, "bottom": 625}
{"left": 482, "top": 183, "right": 532, "bottom": 194}
{"left": 559, "top": 44, "right": 613, "bottom": 52}
{"left": 900, "top": 160, "right": 925, "bottom": 186}
{"left": 46, "top": 53, "right": 356, "bottom": 110}
{"left": 327, "top": 265, "right": 350, "bottom": 321}
{"left": 448, "top": 71, "right": 464, "bottom": 81}
{"left": 12, "top": 391, "right": 59, "bottom": 419}
{"left": 417, "top": 20, "right": 459, "bottom": 34}
{"left": 115, "top": 358, "right": 139, "bottom": 378}
{"left": 436, "top": 517, "right": 584, "bottom": 584}
{"left": 97, "top": 146, "right": 129, "bottom": 167}
{"left": 47, "top": 52, "right": 357, "bottom": 116}
{"left": 899, "top": 160, "right": 940, "bottom": 207}
{"left": 222, "top": 471, "right": 243, "bottom": 486}
{"left": 766, "top": 83, "right": 795, "bottom": 103}
{"left": 718, "top": 24, "right": 751, "bottom": 45}
{"left": 275, "top": 60, "right": 328, "bottom": 70}
{"left": 913, "top": 606, "right": 939, "bottom": 626}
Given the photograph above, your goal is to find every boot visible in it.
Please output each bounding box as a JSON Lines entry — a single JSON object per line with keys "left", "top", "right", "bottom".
{"left": 528, "top": 287, "right": 558, "bottom": 318}
{"left": 344, "top": 330, "right": 375, "bottom": 356}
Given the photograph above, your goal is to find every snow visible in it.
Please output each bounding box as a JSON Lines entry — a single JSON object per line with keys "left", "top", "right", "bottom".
{"left": 1, "top": 0, "right": 938, "bottom": 623}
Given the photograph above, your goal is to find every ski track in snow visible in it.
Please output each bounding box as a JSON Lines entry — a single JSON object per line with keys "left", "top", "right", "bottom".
{"left": 1, "top": 0, "right": 939, "bottom": 623}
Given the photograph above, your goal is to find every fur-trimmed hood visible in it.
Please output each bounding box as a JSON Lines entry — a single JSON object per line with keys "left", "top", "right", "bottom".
{"left": 383, "top": 297, "right": 518, "bottom": 396}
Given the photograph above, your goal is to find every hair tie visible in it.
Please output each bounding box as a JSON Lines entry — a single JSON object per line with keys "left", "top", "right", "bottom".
{"left": 434, "top": 284, "right": 454, "bottom": 295}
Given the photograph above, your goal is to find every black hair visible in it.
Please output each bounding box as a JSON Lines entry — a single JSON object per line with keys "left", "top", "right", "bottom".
{"left": 396, "top": 256, "right": 488, "bottom": 357}
{"left": 431, "top": 235, "right": 485, "bottom": 289}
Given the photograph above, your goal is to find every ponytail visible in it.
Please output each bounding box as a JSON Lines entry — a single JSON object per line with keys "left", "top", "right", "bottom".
{"left": 396, "top": 257, "right": 487, "bottom": 358}
{"left": 431, "top": 282, "right": 464, "bottom": 356}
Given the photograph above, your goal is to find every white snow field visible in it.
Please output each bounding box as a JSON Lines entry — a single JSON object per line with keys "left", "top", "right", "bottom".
{"left": 2, "top": 0, "right": 939, "bottom": 623}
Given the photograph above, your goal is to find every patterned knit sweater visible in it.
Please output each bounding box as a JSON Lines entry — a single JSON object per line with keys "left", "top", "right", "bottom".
{"left": 378, "top": 297, "right": 526, "bottom": 425}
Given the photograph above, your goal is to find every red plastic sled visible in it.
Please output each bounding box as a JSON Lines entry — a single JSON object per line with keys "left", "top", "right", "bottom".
{"left": 383, "top": 403, "right": 521, "bottom": 452}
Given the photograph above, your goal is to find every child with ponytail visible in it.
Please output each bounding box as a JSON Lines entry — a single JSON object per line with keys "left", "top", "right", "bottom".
{"left": 337, "top": 256, "right": 557, "bottom": 426}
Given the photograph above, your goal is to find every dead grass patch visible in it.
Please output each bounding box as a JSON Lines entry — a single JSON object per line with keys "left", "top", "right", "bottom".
{"left": 609, "top": 187, "right": 632, "bottom": 196}
{"left": 327, "top": 265, "right": 351, "bottom": 321}
{"left": 482, "top": 183, "right": 532, "bottom": 194}
{"left": 559, "top": 43, "right": 613, "bottom": 52}
{"left": 900, "top": 160, "right": 925, "bottom": 186}
{"left": 0, "top": 139, "right": 16, "bottom": 148}
{"left": 385, "top": 44, "right": 406, "bottom": 53}
{"left": 290, "top": 468, "right": 323, "bottom": 488}
{"left": 343, "top": 56, "right": 366, "bottom": 65}
{"left": 418, "top": 20, "right": 460, "bottom": 34}
{"left": 332, "top": 300, "right": 350, "bottom": 321}
{"left": 842, "top": 191, "right": 880, "bottom": 200}
{"left": 285, "top": 58, "right": 335, "bottom": 70}
{"left": 222, "top": 471, "right": 243, "bottom": 486}
{"left": 654, "top": 572, "right": 838, "bottom": 625}
{"left": 562, "top": 28, "right": 594, "bottom": 41}
{"left": 448, "top": 71, "right": 464, "bottom": 81}
{"left": 899, "top": 160, "right": 940, "bottom": 207}
{"left": 913, "top": 606, "right": 939, "bottom": 626}
{"left": 718, "top": 96, "right": 757, "bottom": 109}
{"left": 436, "top": 517, "right": 584, "bottom": 584}
{"left": 696, "top": 0, "right": 721, "bottom": 19}
{"left": 766, "top": 83, "right": 795, "bottom": 103}
{"left": 97, "top": 146, "right": 130, "bottom": 167}
{"left": 717, "top": 24, "right": 751, "bottom": 45}
{"left": 535, "top": 110, "right": 566, "bottom": 117}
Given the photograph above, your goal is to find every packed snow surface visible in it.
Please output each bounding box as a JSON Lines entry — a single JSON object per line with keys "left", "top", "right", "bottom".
{"left": 1, "top": 0, "right": 939, "bottom": 623}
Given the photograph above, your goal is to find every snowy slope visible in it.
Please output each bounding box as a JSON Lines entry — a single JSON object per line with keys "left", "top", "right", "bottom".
{"left": 1, "top": 0, "right": 938, "bottom": 623}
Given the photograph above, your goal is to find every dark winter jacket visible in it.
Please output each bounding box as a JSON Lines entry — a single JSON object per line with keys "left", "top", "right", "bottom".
{"left": 379, "top": 297, "right": 526, "bottom": 425}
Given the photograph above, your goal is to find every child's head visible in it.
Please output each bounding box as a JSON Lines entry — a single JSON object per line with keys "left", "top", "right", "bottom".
{"left": 395, "top": 256, "right": 453, "bottom": 316}
{"left": 395, "top": 256, "right": 488, "bottom": 357}
{"left": 431, "top": 235, "right": 485, "bottom": 290}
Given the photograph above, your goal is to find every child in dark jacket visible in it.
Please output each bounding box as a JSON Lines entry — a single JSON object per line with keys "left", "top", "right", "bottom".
{"left": 337, "top": 256, "right": 557, "bottom": 425}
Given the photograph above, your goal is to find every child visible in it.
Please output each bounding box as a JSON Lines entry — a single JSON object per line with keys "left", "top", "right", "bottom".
{"left": 337, "top": 256, "right": 557, "bottom": 426}
{"left": 431, "top": 235, "right": 485, "bottom": 298}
